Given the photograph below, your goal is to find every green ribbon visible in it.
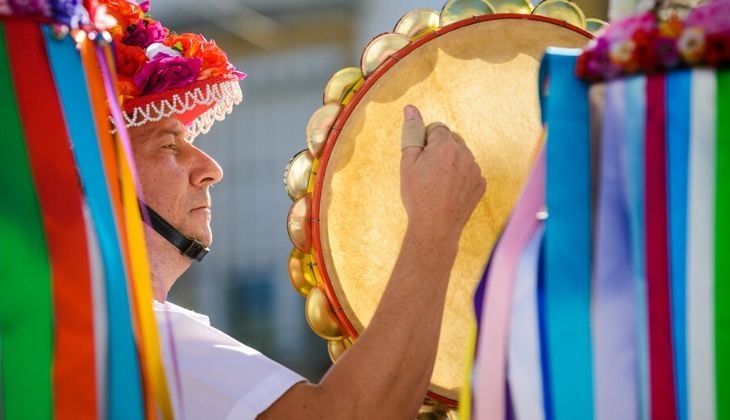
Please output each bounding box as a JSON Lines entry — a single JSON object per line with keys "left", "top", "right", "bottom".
{"left": 716, "top": 69, "right": 730, "bottom": 420}
{"left": 0, "top": 22, "right": 53, "bottom": 420}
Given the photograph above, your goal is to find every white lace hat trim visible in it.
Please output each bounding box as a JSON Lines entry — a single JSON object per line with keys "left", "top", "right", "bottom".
{"left": 112, "top": 78, "right": 243, "bottom": 140}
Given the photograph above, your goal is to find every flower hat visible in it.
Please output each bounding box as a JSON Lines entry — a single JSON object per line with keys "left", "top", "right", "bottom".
{"left": 101, "top": 0, "right": 245, "bottom": 139}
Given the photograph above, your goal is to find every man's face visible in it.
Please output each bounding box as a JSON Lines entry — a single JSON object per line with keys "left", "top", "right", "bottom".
{"left": 129, "top": 117, "right": 223, "bottom": 247}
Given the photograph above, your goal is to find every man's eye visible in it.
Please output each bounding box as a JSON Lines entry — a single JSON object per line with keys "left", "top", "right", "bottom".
{"left": 163, "top": 143, "right": 178, "bottom": 151}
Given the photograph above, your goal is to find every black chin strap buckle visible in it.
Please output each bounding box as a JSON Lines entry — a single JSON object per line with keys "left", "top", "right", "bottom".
{"left": 184, "top": 239, "right": 209, "bottom": 262}
{"left": 139, "top": 201, "right": 210, "bottom": 263}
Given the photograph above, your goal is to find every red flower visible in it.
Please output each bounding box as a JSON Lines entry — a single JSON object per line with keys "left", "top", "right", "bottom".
{"left": 117, "top": 76, "right": 140, "bottom": 101}
{"left": 164, "top": 33, "right": 205, "bottom": 58}
{"left": 99, "top": 0, "right": 144, "bottom": 31}
{"left": 704, "top": 33, "right": 730, "bottom": 66}
{"left": 113, "top": 33, "right": 147, "bottom": 78}
{"left": 197, "top": 40, "right": 232, "bottom": 79}
{"left": 630, "top": 28, "right": 659, "bottom": 73}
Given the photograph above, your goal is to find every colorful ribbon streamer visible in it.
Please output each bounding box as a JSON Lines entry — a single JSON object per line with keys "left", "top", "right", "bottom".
{"left": 714, "top": 70, "right": 729, "bottom": 420}
{"left": 6, "top": 20, "right": 98, "bottom": 419}
{"left": 43, "top": 26, "right": 144, "bottom": 420}
{"left": 0, "top": 20, "right": 53, "bottom": 420}
{"left": 687, "top": 69, "right": 716, "bottom": 420}
{"left": 542, "top": 47, "right": 594, "bottom": 420}
{"left": 645, "top": 74, "right": 677, "bottom": 419}
{"left": 666, "top": 69, "right": 691, "bottom": 420}
{"left": 592, "top": 79, "right": 638, "bottom": 420}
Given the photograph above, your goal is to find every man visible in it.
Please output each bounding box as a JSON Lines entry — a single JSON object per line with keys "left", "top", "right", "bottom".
{"left": 110, "top": 1, "right": 486, "bottom": 417}
{"left": 130, "top": 108, "right": 485, "bottom": 418}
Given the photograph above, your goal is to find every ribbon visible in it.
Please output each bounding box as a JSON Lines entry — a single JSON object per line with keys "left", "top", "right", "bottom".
{"left": 714, "top": 69, "right": 729, "bottom": 420}
{"left": 542, "top": 47, "right": 594, "bottom": 420}
{"left": 0, "top": 20, "right": 53, "bottom": 420}
{"left": 97, "top": 44, "right": 175, "bottom": 420}
{"left": 84, "top": 201, "right": 109, "bottom": 419}
{"left": 592, "top": 79, "right": 638, "bottom": 420}
{"left": 507, "top": 148, "right": 547, "bottom": 420}
{"left": 645, "top": 74, "right": 677, "bottom": 419}
{"left": 469, "top": 247, "right": 496, "bottom": 418}
{"left": 666, "top": 70, "right": 691, "bottom": 420}
{"left": 475, "top": 142, "right": 546, "bottom": 420}
{"left": 508, "top": 225, "right": 546, "bottom": 420}
{"left": 43, "top": 27, "right": 144, "bottom": 420}
{"left": 686, "top": 69, "right": 716, "bottom": 420}
{"left": 6, "top": 20, "right": 97, "bottom": 419}
{"left": 624, "top": 75, "right": 651, "bottom": 420}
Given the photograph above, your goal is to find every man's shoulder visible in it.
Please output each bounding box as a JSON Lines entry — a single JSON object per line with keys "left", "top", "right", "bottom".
{"left": 153, "top": 300, "right": 211, "bottom": 325}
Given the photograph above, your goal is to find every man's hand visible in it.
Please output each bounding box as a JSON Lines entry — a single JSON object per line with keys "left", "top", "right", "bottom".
{"left": 260, "top": 104, "right": 488, "bottom": 420}
{"left": 400, "top": 105, "right": 487, "bottom": 244}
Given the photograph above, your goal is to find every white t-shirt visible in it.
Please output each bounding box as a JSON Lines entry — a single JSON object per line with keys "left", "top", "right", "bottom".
{"left": 153, "top": 301, "right": 305, "bottom": 420}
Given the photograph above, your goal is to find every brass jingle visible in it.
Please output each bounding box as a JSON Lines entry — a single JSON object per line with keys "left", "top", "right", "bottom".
{"left": 288, "top": 248, "right": 317, "bottom": 297}
{"left": 440, "top": 0, "right": 496, "bottom": 27}
{"left": 586, "top": 17, "right": 609, "bottom": 35}
{"left": 394, "top": 9, "right": 441, "bottom": 40}
{"left": 323, "top": 67, "right": 363, "bottom": 105}
{"left": 418, "top": 398, "right": 450, "bottom": 420}
{"left": 306, "top": 104, "right": 341, "bottom": 158}
{"left": 361, "top": 33, "right": 410, "bottom": 77}
{"left": 287, "top": 194, "right": 312, "bottom": 253}
{"left": 327, "top": 337, "right": 353, "bottom": 362}
{"left": 306, "top": 287, "right": 344, "bottom": 340}
{"left": 532, "top": 0, "right": 587, "bottom": 29}
{"left": 284, "top": 149, "right": 314, "bottom": 201}
{"left": 488, "top": 0, "right": 534, "bottom": 14}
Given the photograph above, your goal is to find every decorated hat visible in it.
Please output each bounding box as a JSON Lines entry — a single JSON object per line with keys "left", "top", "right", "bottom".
{"left": 100, "top": 0, "right": 245, "bottom": 139}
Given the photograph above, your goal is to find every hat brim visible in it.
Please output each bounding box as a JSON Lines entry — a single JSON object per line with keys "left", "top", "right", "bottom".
{"left": 119, "top": 74, "right": 242, "bottom": 140}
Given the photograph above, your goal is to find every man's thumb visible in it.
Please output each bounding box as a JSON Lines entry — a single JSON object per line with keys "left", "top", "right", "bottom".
{"left": 401, "top": 105, "right": 426, "bottom": 154}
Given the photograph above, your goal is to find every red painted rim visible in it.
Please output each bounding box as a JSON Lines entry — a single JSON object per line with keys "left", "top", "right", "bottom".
{"left": 311, "top": 13, "right": 592, "bottom": 408}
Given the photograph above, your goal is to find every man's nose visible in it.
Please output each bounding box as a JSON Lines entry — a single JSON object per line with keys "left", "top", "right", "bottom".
{"left": 190, "top": 146, "right": 224, "bottom": 187}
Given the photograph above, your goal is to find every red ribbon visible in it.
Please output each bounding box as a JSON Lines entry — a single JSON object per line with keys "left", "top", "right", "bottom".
{"left": 645, "top": 74, "right": 677, "bottom": 420}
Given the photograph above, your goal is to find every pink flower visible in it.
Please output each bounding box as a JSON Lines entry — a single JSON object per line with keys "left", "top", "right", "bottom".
{"left": 603, "top": 12, "right": 656, "bottom": 43}
{"left": 122, "top": 18, "right": 167, "bottom": 48}
{"left": 686, "top": 0, "right": 730, "bottom": 36}
{"left": 134, "top": 53, "right": 202, "bottom": 95}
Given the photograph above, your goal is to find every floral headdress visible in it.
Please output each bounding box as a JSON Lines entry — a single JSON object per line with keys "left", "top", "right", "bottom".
{"left": 577, "top": 0, "right": 730, "bottom": 82}
{"left": 100, "top": 0, "right": 245, "bottom": 139}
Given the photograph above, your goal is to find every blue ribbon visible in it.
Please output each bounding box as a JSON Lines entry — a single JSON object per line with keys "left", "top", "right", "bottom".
{"left": 541, "top": 48, "right": 594, "bottom": 420}
{"left": 666, "top": 70, "right": 691, "bottom": 420}
{"left": 624, "top": 75, "right": 650, "bottom": 420}
{"left": 42, "top": 28, "right": 143, "bottom": 420}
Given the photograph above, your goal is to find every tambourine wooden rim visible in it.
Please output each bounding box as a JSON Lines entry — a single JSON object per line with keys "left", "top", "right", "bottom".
{"left": 310, "top": 13, "right": 592, "bottom": 407}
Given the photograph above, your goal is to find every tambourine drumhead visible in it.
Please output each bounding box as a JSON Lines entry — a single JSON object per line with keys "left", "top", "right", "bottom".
{"left": 314, "top": 16, "right": 590, "bottom": 403}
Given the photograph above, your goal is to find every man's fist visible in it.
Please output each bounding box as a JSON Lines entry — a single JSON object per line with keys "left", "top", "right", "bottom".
{"left": 400, "top": 105, "right": 487, "bottom": 245}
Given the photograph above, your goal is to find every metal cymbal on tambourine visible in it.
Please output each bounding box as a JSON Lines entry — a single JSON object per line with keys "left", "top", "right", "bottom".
{"left": 283, "top": 0, "right": 604, "bottom": 415}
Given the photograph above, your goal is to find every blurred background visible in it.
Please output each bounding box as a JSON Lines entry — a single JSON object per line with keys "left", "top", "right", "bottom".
{"left": 157, "top": 0, "right": 608, "bottom": 382}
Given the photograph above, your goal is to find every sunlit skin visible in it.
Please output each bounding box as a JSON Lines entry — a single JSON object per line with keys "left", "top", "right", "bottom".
{"left": 128, "top": 117, "right": 223, "bottom": 301}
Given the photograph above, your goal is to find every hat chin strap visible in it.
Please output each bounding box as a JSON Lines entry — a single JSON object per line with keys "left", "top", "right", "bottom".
{"left": 139, "top": 202, "right": 209, "bottom": 262}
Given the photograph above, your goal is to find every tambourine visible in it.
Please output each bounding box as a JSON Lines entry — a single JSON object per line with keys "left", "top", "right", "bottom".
{"left": 285, "top": 0, "right": 602, "bottom": 413}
